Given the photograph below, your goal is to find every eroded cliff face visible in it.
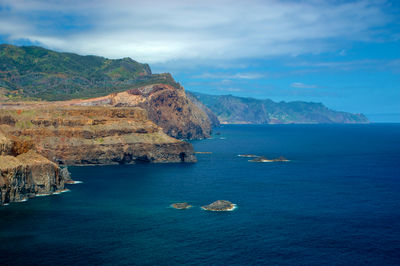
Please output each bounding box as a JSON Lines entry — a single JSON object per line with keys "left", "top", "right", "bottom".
{"left": 71, "top": 84, "right": 214, "bottom": 139}
{"left": 0, "top": 135, "right": 65, "bottom": 205}
{"left": 0, "top": 106, "right": 196, "bottom": 165}
{"left": 186, "top": 91, "right": 220, "bottom": 128}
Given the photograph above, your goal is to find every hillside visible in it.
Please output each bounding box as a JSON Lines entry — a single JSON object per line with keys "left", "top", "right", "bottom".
{"left": 0, "top": 44, "right": 180, "bottom": 101}
{"left": 187, "top": 92, "right": 369, "bottom": 124}
{"left": 0, "top": 44, "right": 214, "bottom": 139}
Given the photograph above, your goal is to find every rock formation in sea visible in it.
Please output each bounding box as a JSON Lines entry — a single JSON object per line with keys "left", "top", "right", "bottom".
{"left": 171, "top": 202, "right": 192, "bottom": 209}
{"left": 201, "top": 200, "right": 236, "bottom": 211}
{"left": 0, "top": 134, "right": 66, "bottom": 205}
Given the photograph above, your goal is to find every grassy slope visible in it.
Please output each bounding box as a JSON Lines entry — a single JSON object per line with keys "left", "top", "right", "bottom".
{"left": 0, "top": 44, "right": 181, "bottom": 101}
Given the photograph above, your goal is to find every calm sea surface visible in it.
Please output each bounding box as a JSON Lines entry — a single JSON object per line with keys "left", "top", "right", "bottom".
{"left": 1, "top": 124, "right": 400, "bottom": 265}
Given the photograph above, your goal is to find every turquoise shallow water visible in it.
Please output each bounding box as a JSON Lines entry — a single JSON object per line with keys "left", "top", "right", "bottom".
{"left": 1, "top": 124, "right": 400, "bottom": 265}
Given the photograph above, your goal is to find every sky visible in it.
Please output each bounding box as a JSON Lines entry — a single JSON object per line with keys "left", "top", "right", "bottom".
{"left": 0, "top": 0, "right": 399, "bottom": 121}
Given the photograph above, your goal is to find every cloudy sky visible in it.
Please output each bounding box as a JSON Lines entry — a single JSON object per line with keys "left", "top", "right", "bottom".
{"left": 0, "top": 0, "right": 399, "bottom": 121}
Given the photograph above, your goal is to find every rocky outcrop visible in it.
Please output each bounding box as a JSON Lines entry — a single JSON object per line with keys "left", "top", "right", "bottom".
{"left": 133, "top": 84, "right": 213, "bottom": 139}
{"left": 71, "top": 84, "right": 214, "bottom": 139}
{"left": 0, "top": 133, "right": 13, "bottom": 155}
{"left": 201, "top": 200, "right": 236, "bottom": 211}
{"left": 0, "top": 106, "right": 196, "bottom": 165}
{"left": 171, "top": 202, "right": 192, "bottom": 209}
{"left": 0, "top": 134, "right": 65, "bottom": 205}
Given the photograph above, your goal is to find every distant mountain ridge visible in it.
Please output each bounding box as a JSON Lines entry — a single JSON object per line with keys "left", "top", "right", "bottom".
{"left": 0, "top": 44, "right": 180, "bottom": 101}
{"left": 187, "top": 91, "right": 369, "bottom": 124}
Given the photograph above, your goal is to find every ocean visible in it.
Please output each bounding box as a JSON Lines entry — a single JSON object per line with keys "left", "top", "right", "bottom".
{"left": 1, "top": 124, "right": 400, "bottom": 265}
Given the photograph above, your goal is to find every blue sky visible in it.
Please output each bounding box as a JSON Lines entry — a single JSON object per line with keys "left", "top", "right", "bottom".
{"left": 0, "top": 0, "right": 399, "bottom": 121}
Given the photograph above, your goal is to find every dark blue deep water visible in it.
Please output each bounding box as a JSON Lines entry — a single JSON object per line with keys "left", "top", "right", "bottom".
{"left": 1, "top": 124, "right": 400, "bottom": 265}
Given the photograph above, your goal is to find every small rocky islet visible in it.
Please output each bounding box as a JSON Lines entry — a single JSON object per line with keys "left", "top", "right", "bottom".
{"left": 171, "top": 200, "right": 237, "bottom": 211}
{"left": 171, "top": 202, "right": 193, "bottom": 209}
{"left": 201, "top": 200, "right": 236, "bottom": 211}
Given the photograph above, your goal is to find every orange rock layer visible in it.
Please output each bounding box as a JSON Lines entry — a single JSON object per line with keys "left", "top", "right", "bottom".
{"left": 0, "top": 106, "right": 196, "bottom": 165}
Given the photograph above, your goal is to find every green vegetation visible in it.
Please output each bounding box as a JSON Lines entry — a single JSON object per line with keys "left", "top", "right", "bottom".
{"left": 15, "top": 120, "right": 33, "bottom": 129}
{"left": 0, "top": 44, "right": 181, "bottom": 101}
{"left": 187, "top": 91, "right": 369, "bottom": 124}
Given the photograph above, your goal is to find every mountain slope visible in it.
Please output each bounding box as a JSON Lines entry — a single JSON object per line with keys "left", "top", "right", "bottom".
{"left": 0, "top": 44, "right": 214, "bottom": 139}
{"left": 187, "top": 91, "right": 369, "bottom": 124}
{"left": 0, "top": 44, "right": 179, "bottom": 101}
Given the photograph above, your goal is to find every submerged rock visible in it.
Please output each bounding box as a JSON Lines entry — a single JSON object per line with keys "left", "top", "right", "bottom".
{"left": 238, "top": 154, "right": 258, "bottom": 158}
{"left": 249, "top": 156, "right": 289, "bottom": 162}
{"left": 171, "top": 202, "right": 192, "bottom": 209}
{"left": 201, "top": 200, "right": 236, "bottom": 211}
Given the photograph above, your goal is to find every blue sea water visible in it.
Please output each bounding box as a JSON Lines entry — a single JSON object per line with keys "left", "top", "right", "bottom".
{"left": 1, "top": 124, "right": 400, "bottom": 265}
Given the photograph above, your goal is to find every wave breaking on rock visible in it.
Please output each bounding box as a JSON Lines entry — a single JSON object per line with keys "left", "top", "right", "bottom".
{"left": 201, "top": 200, "right": 236, "bottom": 211}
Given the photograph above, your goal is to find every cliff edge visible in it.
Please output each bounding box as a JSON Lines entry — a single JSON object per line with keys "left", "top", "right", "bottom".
{"left": 0, "top": 134, "right": 65, "bottom": 205}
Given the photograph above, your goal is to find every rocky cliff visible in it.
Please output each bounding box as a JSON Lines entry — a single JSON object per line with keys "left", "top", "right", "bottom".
{"left": 186, "top": 91, "right": 220, "bottom": 128}
{"left": 0, "top": 134, "right": 65, "bottom": 205}
{"left": 71, "top": 84, "right": 214, "bottom": 139}
{"left": 0, "top": 95, "right": 199, "bottom": 204}
{"left": 0, "top": 105, "right": 196, "bottom": 165}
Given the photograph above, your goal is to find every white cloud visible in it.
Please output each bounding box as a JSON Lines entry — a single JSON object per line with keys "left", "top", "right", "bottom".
{"left": 287, "top": 59, "right": 400, "bottom": 72}
{"left": 193, "top": 72, "right": 265, "bottom": 80}
{"left": 0, "top": 0, "right": 394, "bottom": 63}
{"left": 291, "top": 82, "right": 318, "bottom": 89}
{"left": 218, "top": 87, "right": 242, "bottom": 92}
